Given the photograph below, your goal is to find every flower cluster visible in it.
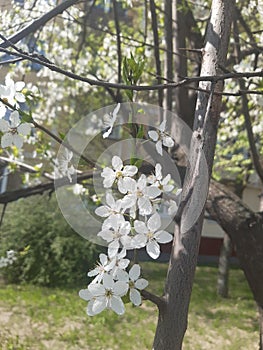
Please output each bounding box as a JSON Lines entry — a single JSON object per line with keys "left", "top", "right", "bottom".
{"left": 80, "top": 156, "right": 181, "bottom": 316}
{"left": 0, "top": 250, "right": 17, "bottom": 268}
{"left": 0, "top": 76, "right": 31, "bottom": 149}
{"left": 54, "top": 147, "right": 76, "bottom": 182}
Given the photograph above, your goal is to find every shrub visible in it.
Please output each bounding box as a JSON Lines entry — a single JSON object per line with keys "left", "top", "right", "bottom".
{"left": 0, "top": 194, "right": 101, "bottom": 287}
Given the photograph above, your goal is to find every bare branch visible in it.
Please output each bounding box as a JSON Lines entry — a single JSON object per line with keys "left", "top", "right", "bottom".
{"left": 0, "top": 0, "right": 81, "bottom": 48}
{"left": 141, "top": 290, "right": 165, "bottom": 309}
{"left": 0, "top": 45, "right": 262, "bottom": 91}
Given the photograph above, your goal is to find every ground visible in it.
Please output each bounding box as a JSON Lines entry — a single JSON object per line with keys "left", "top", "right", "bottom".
{"left": 0, "top": 263, "right": 259, "bottom": 350}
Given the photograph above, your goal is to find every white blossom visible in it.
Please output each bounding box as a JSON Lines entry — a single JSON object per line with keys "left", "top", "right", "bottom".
{"left": 88, "top": 253, "right": 115, "bottom": 284}
{"left": 0, "top": 250, "right": 17, "bottom": 268}
{"left": 116, "top": 264, "right": 148, "bottom": 306}
{"left": 95, "top": 192, "right": 124, "bottom": 221}
{"left": 79, "top": 274, "right": 128, "bottom": 316}
{"left": 101, "top": 156, "right": 138, "bottom": 191}
{"left": 148, "top": 120, "right": 174, "bottom": 155}
{"left": 121, "top": 174, "right": 161, "bottom": 216}
{"left": 0, "top": 111, "right": 31, "bottom": 149}
{"left": 109, "top": 248, "right": 130, "bottom": 278}
{"left": 72, "top": 183, "right": 86, "bottom": 195}
{"left": 0, "top": 75, "right": 26, "bottom": 107}
{"left": 103, "top": 103, "right": 120, "bottom": 138}
{"left": 133, "top": 213, "right": 173, "bottom": 259}
{"left": 148, "top": 163, "right": 174, "bottom": 193}
{"left": 55, "top": 147, "right": 76, "bottom": 182}
{"left": 97, "top": 215, "right": 132, "bottom": 257}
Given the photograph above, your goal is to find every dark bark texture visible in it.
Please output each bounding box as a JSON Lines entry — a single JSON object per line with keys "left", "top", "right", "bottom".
{"left": 207, "top": 180, "right": 263, "bottom": 349}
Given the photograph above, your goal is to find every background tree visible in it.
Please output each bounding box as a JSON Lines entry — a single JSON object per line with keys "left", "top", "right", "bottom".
{"left": 0, "top": 0, "right": 262, "bottom": 349}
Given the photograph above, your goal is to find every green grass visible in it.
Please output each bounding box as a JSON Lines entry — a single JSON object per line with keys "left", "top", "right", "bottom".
{"left": 0, "top": 263, "right": 259, "bottom": 350}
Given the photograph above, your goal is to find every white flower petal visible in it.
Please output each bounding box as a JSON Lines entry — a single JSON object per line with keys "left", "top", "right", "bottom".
{"left": 113, "top": 103, "right": 120, "bottom": 117}
{"left": 103, "top": 126, "right": 113, "bottom": 139}
{"left": 168, "top": 200, "right": 178, "bottom": 215}
{"left": 108, "top": 240, "right": 120, "bottom": 252}
{"left": 129, "top": 264, "right": 140, "bottom": 281}
{"left": 95, "top": 206, "right": 109, "bottom": 217}
{"left": 119, "top": 221, "right": 131, "bottom": 235}
{"left": 113, "top": 281, "right": 129, "bottom": 296}
{"left": 17, "top": 123, "right": 31, "bottom": 136}
{"left": 13, "top": 133, "right": 24, "bottom": 148}
{"left": 9, "top": 111, "right": 20, "bottom": 127}
{"left": 123, "top": 165, "right": 138, "bottom": 176}
{"left": 1, "top": 133, "right": 13, "bottom": 148}
{"left": 138, "top": 197, "right": 152, "bottom": 215}
{"left": 87, "top": 267, "right": 99, "bottom": 277}
{"left": 163, "top": 135, "right": 174, "bottom": 147}
{"left": 79, "top": 289, "right": 93, "bottom": 301}
{"left": 121, "top": 235, "right": 132, "bottom": 249}
{"left": 148, "top": 213, "right": 161, "bottom": 232}
{"left": 118, "top": 258, "right": 130, "bottom": 269}
{"left": 117, "top": 248, "right": 127, "bottom": 259}
{"left": 0, "top": 119, "right": 9, "bottom": 132}
{"left": 117, "top": 177, "right": 126, "bottom": 194}
{"left": 116, "top": 269, "right": 129, "bottom": 283}
{"left": 88, "top": 283, "right": 105, "bottom": 296}
{"left": 159, "top": 120, "right": 166, "bottom": 132}
{"left": 112, "top": 156, "right": 123, "bottom": 171}
{"left": 15, "top": 81, "right": 25, "bottom": 91}
{"left": 106, "top": 193, "right": 115, "bottom": 207}
{"left": 137, "top": 174, "right": 147, "bottom": 189}
{"left": 134, "top": 220, "right": 148, "bottom": 234}
{"left": 15, "top": 92, "right": 26, "bottom": 103}
{"left": 155, "top": 230, "right": 173, "bottom": 244}
{"left": 121, "top": 194, "right": 137, "bottom": 209}
{"left": 110, "top": 295, "right": 125, "bottom": 315}
{"left": 108, "top": 247, "right": 118, "bottom": 259}
{"left": 89, "top": 296, "right": 107, "bottom": 315}
{"left": 156, "top": 140, "right": 163, "bottom": 155}
{"left": 103, "top": 274, "right": 114, "bottom": 289}
{"left": 130, "top": 288, "right": 141, "bottom": 306}
{"left": 155, "top": 163, "right": 162, "bottom": 180}
{"left": 135, "top": 278, "right": 148, "bottom": 290}
{"left": 145, "top": 186, "right": 162, "bottom": 199}
{"left": 132, "top": 234, "right": 147, "bottom": 248}
{"left": 148, "top": 130, "right": 159, "bottom": 141}
{"left": 97, "top": 229, "right": 114, "bottom": 242}
{"left": 123, "top": 177, "right": 137, "bottom": 193}
{"left": 99, "top": 253, "right": 108, "bottom": 266}
{"left": 163, "top": 184, "right": 174, "bottom": 192}
{"left": 146, "top": 240, "right": 160, "bottom": 259}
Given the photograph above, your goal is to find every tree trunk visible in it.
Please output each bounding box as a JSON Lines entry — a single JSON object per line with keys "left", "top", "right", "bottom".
{"left": 217, "top": 232, "right": 232, "bottom": 298}
{"left": 173, "top": 0, "right": 193, "bottom": 128}
{"left": 207, "top": 180, "right": 263, "bottom": 350}
{"left": 259, "top": 304, "right": 263, "bottom": 350}
{"left": 153, "top": 1, "right": 233, "bottom": 349}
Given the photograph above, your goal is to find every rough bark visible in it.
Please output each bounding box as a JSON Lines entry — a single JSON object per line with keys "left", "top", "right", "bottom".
{"left": 217, "top": 232, "right": 232, "bottom": 297}
{"left": 207, "top": 180, "right": 263, "bottom": 349}
{"left": 153, "top": 1, "right": 233, "bottom": 349}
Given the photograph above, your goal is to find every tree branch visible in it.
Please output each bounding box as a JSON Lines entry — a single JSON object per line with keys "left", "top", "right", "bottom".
{"left": 141, "top": 290, "right": 165, "bottom": 309}
{"left": 0, "top": 0, "right": 81, "bottom": 48}
{"left": 0, "top": 45, "right": 262, "bottom": 91}
{"left": 0, "top": 170, "right": 95, "bottom": 204}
